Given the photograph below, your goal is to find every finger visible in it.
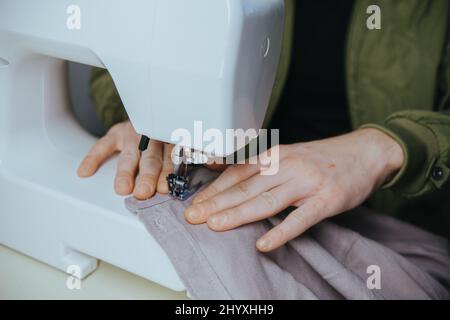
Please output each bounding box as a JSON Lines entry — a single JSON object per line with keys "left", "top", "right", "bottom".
{"left": 192, "top": 164, "right": 261, "bottom": 205}
{"left": 185, "top": 171, "right": 288, "bottom": 224}
{"left": 206, "top": 163, "right": 228, "bottom": 172}
{"left": 133, "top": 140, "right": 163, "bottom": 199}
{"left": 207, "top": 183, "right": 299, "bottom": 231}
{"left": 77, "top": 134, "right": 118, "bottom": 177}
{"left": 256, "top": 196, "right": 331, "bottom": 252}
{"left": 115, "top": 141, "right": 140, "bottom": 196}
{"left": 156, "top": 144, "right": 175, "bottom": 194}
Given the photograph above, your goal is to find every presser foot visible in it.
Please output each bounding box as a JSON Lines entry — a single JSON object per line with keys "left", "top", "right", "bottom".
{"left": 167, "top": 147, "right": 208, "bottom": 201}
{"left": 167, "top": 171, "right": 202, "bottom": 201}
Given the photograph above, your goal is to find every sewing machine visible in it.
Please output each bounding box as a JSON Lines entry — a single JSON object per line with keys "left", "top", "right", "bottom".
{"left": 0, "top": 0, "right": 284, "bottom": 292}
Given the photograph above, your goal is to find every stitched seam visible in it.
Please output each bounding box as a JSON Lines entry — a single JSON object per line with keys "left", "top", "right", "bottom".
{"left": 138, "top": 206, "right": 233, "bottom": 299}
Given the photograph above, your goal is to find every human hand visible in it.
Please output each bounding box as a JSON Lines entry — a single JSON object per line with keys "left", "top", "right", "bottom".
{"left": 77, "top": 120, "right": 174, "bottom": 200}
{"left": 184, "top": 128, "right": 404, "bottom": 252}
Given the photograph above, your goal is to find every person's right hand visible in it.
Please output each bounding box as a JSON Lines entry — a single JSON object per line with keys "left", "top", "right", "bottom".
{"left": 77, "top": 120, "right": 174, "bottom": 200}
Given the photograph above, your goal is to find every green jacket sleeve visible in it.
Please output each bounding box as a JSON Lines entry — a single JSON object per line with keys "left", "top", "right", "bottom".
{"left": 361, "top": 19, "right": 450, "bottom": 198}
{"left": 362, "top": 110, "right": 450, "bottom": 198}
{"left": 90, "top": 67, "right": 128, "bottom": 130}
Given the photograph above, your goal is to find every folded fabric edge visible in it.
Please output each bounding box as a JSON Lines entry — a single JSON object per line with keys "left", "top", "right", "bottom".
{"left": 137, "top": 208, "right": 233, "bottom": 300}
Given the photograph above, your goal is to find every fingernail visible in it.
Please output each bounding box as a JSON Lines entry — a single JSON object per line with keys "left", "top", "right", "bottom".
{"left": 135, "top": 183, "right": 152, "bottom": 197}
{"left": 79, "top": 158, "right": 95, "bottom": 174}
{"left": 157, "top": 182, "right": 169, "bottom": 194}
{"left": 209, "top": 214, "right": 227, "bottom": 227}
{"left": 119, "top": 177, "right": 130, "bottom": 186}
{"left": 186, "top": 207, "right": 202, "bottom": 221}
{"left": 257, "top": 237, "right": 272, "bottom": 251}
{"left": 117, "top": 178, "right": 132, "bottom": 192}
{"left": 193, "top": 195, "right": 205, "bottom": 205}
{"left": 77, "top": 166, "right": 88, "bottom": 177}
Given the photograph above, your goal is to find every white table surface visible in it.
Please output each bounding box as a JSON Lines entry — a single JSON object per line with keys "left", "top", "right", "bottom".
{"left": 0, "top": 245, "right": 188, "bottom": 300}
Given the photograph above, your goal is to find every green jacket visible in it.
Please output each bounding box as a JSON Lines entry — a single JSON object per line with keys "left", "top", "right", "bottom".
{"left": 89, "top": 0, "right": 450, "bottom": 238}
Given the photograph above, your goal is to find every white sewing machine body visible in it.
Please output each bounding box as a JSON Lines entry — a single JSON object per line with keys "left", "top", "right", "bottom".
{"left": 0, "top": 0, "right": 284, "bottom": 291}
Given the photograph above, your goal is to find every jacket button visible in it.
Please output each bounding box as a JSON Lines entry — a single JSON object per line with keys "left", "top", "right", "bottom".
{"left": 431, "top": 166, "right": 444, "bottom": 181}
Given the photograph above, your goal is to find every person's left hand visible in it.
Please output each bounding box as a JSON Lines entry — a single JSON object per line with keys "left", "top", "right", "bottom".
{"left": 184, "top": 128, "right": 404, "bottom": 252}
